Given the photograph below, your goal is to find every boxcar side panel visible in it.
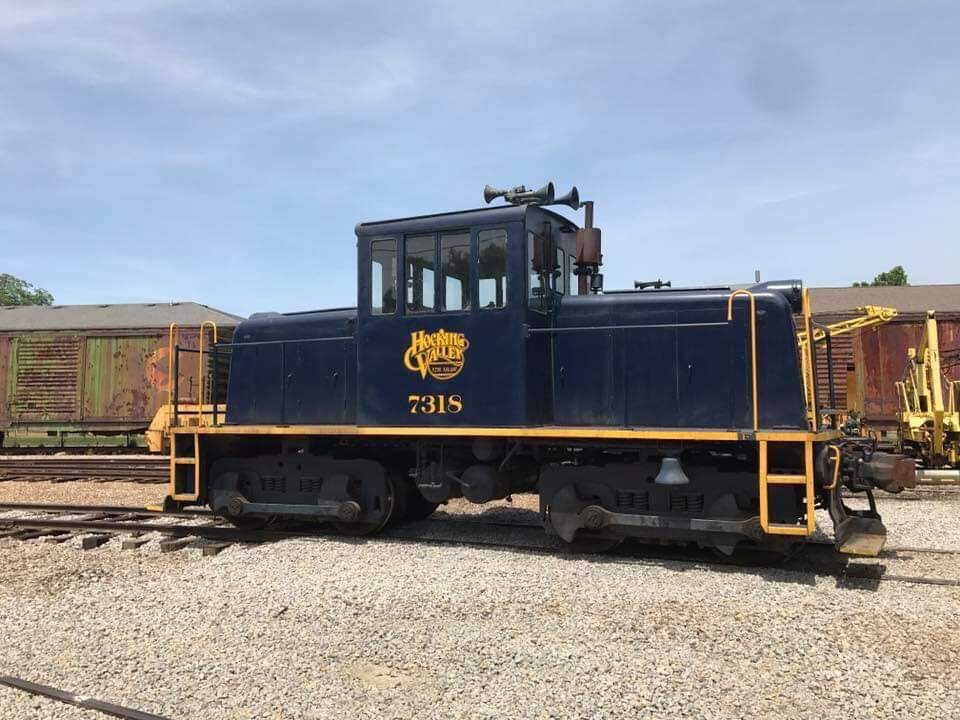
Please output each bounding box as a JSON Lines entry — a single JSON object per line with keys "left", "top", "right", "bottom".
{"left": 6, "top": 333, "right": 82, "bottom": 422}
{"left": 82, "top": 335, "right": 158, "bottom": 422}
{"left": 856, "top": 319, "right": 960, "bottom": 425}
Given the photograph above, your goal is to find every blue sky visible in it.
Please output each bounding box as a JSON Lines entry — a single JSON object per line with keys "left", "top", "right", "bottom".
{"left": 1, "top": 0, "right": 958, "bottom": 316}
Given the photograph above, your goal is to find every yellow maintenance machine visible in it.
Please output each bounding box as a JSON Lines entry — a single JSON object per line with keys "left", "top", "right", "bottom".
{"left": 895, "top": 311, "right": 960, "bottom": 468}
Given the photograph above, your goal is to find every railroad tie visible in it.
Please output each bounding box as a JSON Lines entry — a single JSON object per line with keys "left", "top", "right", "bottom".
{"left": 43, "top": 532, "right": 77, "bottom": 544}
{"left": 158, "top": 536, "right": 198, "bottom": 553}
{"left": 121, "top": 534, "right": 152, "bottom": 550}
{"left": 200, "top": 540, "right": 233, "bottom": 557}
{"left": 80, "top": 534, "right": 113, "bottom": 550}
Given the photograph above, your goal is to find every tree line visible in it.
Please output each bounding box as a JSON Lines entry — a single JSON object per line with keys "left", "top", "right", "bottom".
{"left": 0, "top": 264, "right": 910, "bottom": 308}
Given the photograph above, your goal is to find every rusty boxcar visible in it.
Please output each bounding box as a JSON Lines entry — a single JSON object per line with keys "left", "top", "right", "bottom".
{"left": 0, "top": 302, "right": 239, "bottom": 448}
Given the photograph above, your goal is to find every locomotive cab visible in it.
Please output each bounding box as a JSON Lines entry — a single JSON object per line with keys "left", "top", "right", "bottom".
{"left": 355, "top": 203, "right": 578, "bottom": 427}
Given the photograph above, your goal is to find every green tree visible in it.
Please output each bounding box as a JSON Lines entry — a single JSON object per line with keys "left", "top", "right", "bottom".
{"left": 0, "top": 273, "right": 54, "bottom": 306}
{"left": 852, "top": 265, "right": 908, "bottom": 287}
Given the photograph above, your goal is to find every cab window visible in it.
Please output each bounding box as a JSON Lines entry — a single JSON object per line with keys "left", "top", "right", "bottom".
{"left": 370, "top": 238, "right": 397, "bottom": 314}
{"left": 440, "top": 231, "right": 471, "bottom": 312}
{"left": 528, "top": 230, "right": 551, "bottom": 310}
{"left": 406, "top": 234, "right": 435, "bottom": 313}
{"left": 555, "top": 247, "right": 566, "bottom": 295}
{"left": 478, "top": 229, "right": 507, "bottom": 309}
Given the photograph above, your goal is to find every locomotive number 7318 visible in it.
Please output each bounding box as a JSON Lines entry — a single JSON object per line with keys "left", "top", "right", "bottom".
{"left": 408, "top": 394, "right": 463, "bottom": 414}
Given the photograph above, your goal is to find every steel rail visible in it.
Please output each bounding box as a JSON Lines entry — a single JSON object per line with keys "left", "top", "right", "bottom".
{"left": 0, "top": 516, "right": 264, "bottom": 541}
{"left": 0, "top": 675, "right": 171, "bottom": 720}
{"left": 431, "top": 516, "right": 960, "bottom": 557}
{"left": 0, "top": 502, "right": 211, "bottom": 517}
{"left": 376, "top": 528, "right": 960, "bottom": 588}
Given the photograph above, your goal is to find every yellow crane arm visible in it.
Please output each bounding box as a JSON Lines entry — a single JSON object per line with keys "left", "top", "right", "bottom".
{"left": 913, "top": 311, "right": 944, "bottom": 413}
{"left": 797, "top": 305, "right": 898, "bottom": 348}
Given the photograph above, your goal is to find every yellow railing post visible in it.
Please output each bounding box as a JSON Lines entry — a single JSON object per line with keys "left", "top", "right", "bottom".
{"left": 727, "top": 289, "right": 758, "bottom": 431}
{"left": 167, "top": 322, "right": 178, "bottom": 408}
{"left": 824, "top": 445, "right": 841, "bottom": 491}
{"left": 758, "top": 440, "right": 769, "bottom": 532}
{"left": 198, "top": 320, "right": 218, "bottom": 410}
{"left": 804, "top": 439, "right": 816, "bottom": 534}
{"left": 801, "top": 288, "right": 817, "bottom": 431}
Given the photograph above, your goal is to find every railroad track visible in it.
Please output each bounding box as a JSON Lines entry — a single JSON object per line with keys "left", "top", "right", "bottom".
{"left": 0, "top": 455, "right": 168, "bottom": 484}
{"left": 0, "top": 503, "right": 957, "bottom": 588}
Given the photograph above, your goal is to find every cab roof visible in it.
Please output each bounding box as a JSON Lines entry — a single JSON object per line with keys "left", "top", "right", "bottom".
{"left": 355, "top": 204, "right": 578, "bottom": 237}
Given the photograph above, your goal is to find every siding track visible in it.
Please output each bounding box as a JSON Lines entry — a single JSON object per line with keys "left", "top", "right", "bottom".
{"left": 0, "top": 455, "right": 167, "bottom": 483}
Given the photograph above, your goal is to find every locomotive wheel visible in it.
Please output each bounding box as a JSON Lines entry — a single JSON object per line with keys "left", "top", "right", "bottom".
{"left": 333, "top": 472, "right": 399, "bottom": 536}
{"left": 545, "top": 482, "right": 622, "bottom": 553}
{"left": 400, "top": 484, "right": 440, "bottom": 523}
{"left": 384, "top": 478, "right": 439, "bottom": 526}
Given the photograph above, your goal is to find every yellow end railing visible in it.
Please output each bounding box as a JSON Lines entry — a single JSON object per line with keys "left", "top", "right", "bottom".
{"left": 167, "top": 322, "right": 179, "bottom": 407}
{"left": 198, "top": 320, "right": 219, "bottom": 407}
{"left": 800, "top": 288, "right": 818, "bottom": 431}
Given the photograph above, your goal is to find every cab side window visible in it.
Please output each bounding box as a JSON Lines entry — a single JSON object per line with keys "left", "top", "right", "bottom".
{"left": 406, "top": 234, "right": 435, "bottom": 313}
{"left": 528, "top": 230, "right": 551, "bottom": 310}
{"left": 440, "top": 231, "right": 471, "bottom": 312}
{"left": 370, "top": 238, "right": 397, "bottom": 314}
{"left": 478, "top": 229, "right": 507, "bottom": 309}
{"left": 555, "top": 247, "right": 566, "bottom": 295}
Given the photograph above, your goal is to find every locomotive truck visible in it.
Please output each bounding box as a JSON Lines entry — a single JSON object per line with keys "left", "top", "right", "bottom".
{"left": 162, "top": 183, "right": 915, "bottom": 556}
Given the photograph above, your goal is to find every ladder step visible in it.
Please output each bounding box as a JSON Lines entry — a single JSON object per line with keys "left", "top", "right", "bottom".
{"left": 174, "top": 458, "right": 197, "bottom": 465}
{"left": 766, "top": 474, "right": 808, "bottom": 486}
{"left": 765, "top": 523, "right": 810, "bottom": 536}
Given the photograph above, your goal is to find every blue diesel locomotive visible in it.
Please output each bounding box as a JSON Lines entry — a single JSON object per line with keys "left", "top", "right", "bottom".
{"left": 164, "top": 184, "right": 914, "bottom": 555}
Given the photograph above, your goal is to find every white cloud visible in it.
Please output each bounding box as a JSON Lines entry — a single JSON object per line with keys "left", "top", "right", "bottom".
{"left": 0, "top": 1, "right": 426, "bottom": 115}
{"left": 0, "top": 0, "right": 198, "bottom": 32}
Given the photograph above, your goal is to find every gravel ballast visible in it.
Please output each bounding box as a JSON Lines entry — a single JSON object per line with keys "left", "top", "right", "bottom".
{"left": 1, "top": 517, "right": 959, "bottom": 719}
{"left": 1, "top": 483, "right": 958, "bottom": 718}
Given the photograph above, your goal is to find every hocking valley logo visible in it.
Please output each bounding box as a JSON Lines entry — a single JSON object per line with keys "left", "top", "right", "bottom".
{"left": 403, "top": 329, "right": 470, "bottom": 381}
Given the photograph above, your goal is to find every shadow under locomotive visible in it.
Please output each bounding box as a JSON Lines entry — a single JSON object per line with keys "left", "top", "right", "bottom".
{"left": 161, "top": 183, "right": 916, "bottom": 558}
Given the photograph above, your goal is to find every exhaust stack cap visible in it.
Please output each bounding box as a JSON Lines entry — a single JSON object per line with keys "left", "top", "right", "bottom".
{"left": 654, "top": 457, "right": 690, "bottom": 486}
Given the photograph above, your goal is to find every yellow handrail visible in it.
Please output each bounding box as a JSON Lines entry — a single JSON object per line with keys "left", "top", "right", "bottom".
{"left": 727, "top": 289, "right": 758, "bottom": 431}
{"left": 167, "top": 322, "right": 178, "bottom": 407}
{"left": 801, "top": 288, "right": 818, "bottom": 431}
{"left": 198, "top": 320, "right": 219, "bottom": 408}
{"left": 824, "top": 445, "right": 841, "bottom": 491}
